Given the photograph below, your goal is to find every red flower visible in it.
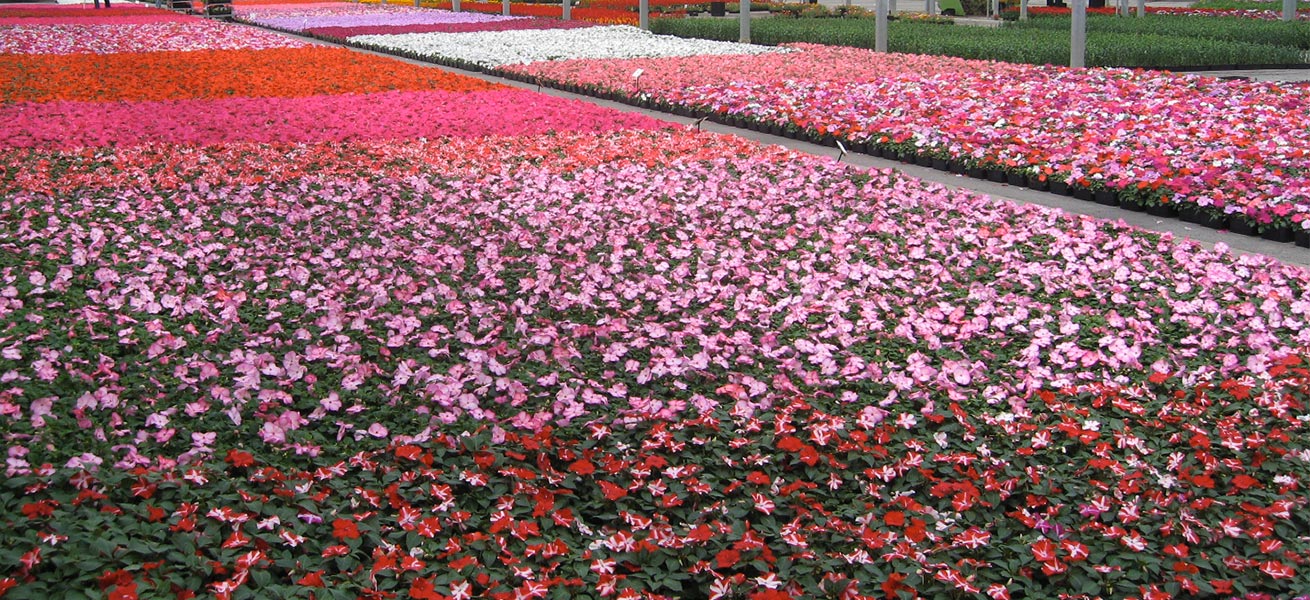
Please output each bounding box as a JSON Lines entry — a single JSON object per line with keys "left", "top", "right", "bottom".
{"left": 321, "top": 545, "right": 350, "bottom": 558}
{"left": 883, "top": 511, "right": 905, "bottom": 527}
{"left": 1031, "top": 538, "right": 1058, "bottom": 563}
{"left": 297, "top": 571, "right": 325, "bottom": 587}
{"left": 715, "top": 549, "right": 741, "bottom": 569}
{"left": 332, "top": 518, "right": 361, "bottom": 540}
{"left": 746, "top": 471, "right": 771, "bottom": 485}
{"left": 688, "top": 524, "right": 714, "bottom": 542}
{"left": 409, "top": 577, "right": 446, "bottom": 600}
{"left": 107, "top": 581, "right": 138, "bottom": 600}
{"left": 568, "top": 459, "right": 596, "bottom": 476}
{"left": 20, "top": 500, "right": 57, "bottom": 519}
{"left": 0, "top": 578, "right": 16, "bottom": 598}
{"left": 224, "top": 449, "right": 255, "bottom": 468}
{"left": 1231, "top": 475, "right": 1260, "bottom": 491}
{"left": 598, "top": 480, "right": 627, "bottom": 501}
{"left": 1259, "top": 561, "right": 1296, "bottom": 579}
{"left": 905, "top": 519, "right": 928, "bottom": 543}
{"left": 395, "top": 445, "right": 423, "bottom": 461}
{"left": 776, "top": 436, "right": 804, "bottom": 452}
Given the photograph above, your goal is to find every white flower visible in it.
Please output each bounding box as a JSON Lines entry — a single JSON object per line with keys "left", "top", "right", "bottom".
{"left": 349, "top": 26, "right": 785, "bottom": 68}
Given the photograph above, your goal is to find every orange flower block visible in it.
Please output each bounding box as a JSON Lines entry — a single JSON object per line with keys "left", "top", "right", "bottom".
{"left": 0, "top": 47, "right": 501, "bottom": 103}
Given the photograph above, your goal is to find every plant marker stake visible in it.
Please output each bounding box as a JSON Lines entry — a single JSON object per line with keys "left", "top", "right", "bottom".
{"left": 1284, "top": 0, "right": 1294, "bottom": 21}
{"left": 640, "top": 0, "right": 649, "bottom": 30}
{"left": 1070, "top": 0, "right": 1085, "bottom": 68}
{"left": 740, "top": 0, "right": 751, "bottom": 44}
{"left": 836, "top": 140, "right": 848, "bottom": 163}
{"left": 562, "top": 0, "right": 570, "bottom": 20}
{"left": 875, "top": 0, "right": 887, "bottom": 53}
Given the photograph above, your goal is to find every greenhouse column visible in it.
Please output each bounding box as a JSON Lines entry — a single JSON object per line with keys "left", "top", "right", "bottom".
{"left": 562, "top": 0, "right": 570, "bottom": 20}
{"left": 740, "top": 0, "right": 751, "bottom": 44}
{"left": 502, "top": 0, "right": 510, "bottom": 15}
{"left": 875, "top": 0, "right": 887, "bottom": 52}
{"left": 1284, "top": 0, "right": 1295, "bottom": 21}
{"left": 1070, "top": 0, "right": 1086, "bottom": 67}
{"left": 640, "top": 0, "right": 649, "bottom": 30}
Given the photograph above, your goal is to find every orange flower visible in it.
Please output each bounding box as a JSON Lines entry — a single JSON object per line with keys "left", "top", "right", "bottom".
{"left": 0, "top": 47, "right": 501, "bottom": 103}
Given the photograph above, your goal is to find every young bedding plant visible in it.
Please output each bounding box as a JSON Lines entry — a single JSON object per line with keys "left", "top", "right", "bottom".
{"left": 3, "top": 3, "right": 1310, "bottom": 600}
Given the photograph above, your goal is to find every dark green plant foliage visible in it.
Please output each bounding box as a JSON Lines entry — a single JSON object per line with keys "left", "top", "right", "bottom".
{"left": 652, "top": 15, "right": 1309, "bottom": 67}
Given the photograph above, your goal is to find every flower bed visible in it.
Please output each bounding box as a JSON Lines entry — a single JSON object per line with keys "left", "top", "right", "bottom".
{"left": 503, "top": 43, "right": 1310, "bottom": 233}
{"left": 0, "top": 47, "right": 499, "bottom": 102}
{"left": 348, "top": 25, "right": 782, "bottom": 68}
{"left": 0, "top": 89, "right": 668, "bottom": 148}
{"left": 305, "top": 17, "right": 595, "bottom": 39}
{"left": 412, "top": 0, "right": 641, "bottom": 24}
{"left": 4, "top": 5, "right": 1310, "bottom": 600}
{"left": 0, "top": 21, "right": 310, "bottom": 54}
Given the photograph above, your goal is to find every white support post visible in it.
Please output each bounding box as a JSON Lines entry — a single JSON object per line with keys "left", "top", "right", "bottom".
{"left": 1020, "top": 0, "right": 1028, "bottom": 19}
{"left": 452, "top": 0, "right": 460, "bottom": 11}
{"left": 502, "top": 0, "right": 510, "bottom": 15}
{"left": 925, "top": 0, "right": 934, "bottom": 16}
{"left": 1283, "top": 0, "right": 1295, "bottom": 21}
{"left": 639, "top": 0, "right": 649, "bottom": 29}
{"left": 562, "top": 0, "right": 570, "bottom": 20}
{"left": 739, "top": 0, "right": 750, "bottom": 43}
{"left": 1071, "top": 0, "right": 1086, "bottom": 67}
{"left": 875, "top": 0, "right": 887, "bottom": 52}
{"left": 1136, "top": 0, "right": 1144, "bottom": 16}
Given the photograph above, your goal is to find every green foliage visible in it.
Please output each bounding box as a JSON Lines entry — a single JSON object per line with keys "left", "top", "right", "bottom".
{"left": 1009, "top": 13, "right": 1310, "bottom": 51}
{"left": 1193, "top": 0, "right": 1309, "bottom": 9}
{"left": 651, "top": 15, "right": 1309, "bottom": 66}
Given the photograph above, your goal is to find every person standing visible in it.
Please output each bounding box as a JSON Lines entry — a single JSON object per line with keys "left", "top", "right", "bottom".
{"left": 93, "top": 0, "right": 112, "bottom": 8}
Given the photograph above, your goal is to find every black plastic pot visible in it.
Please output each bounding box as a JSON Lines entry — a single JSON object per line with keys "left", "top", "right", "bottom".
{"left": 1228, "top": 217, "right": 1256, "bottom": 236}
{"left": 1026, "top": 176, "right": 1047, "bottom": 191}
{"left": 1146, "top": 204, "right": 1176, "bottom": 218}
{"left": 1006, "top": 172, "right": 1025, "bottom": 186}
{"left": 1261, "top": 226, "right": 1294, "bottom": 243}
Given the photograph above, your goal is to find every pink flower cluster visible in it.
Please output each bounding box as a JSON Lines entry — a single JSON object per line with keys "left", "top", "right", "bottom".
{"left": 0, "top": 89, "right": 668, "bottom": 148}
{"left": 4, "top": 144, "right": 1308, "bottom": 465}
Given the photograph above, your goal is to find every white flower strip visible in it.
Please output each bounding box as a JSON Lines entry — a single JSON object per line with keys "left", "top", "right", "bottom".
{"left": 349, "top": 25, "right": 786, "bottom": 68}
